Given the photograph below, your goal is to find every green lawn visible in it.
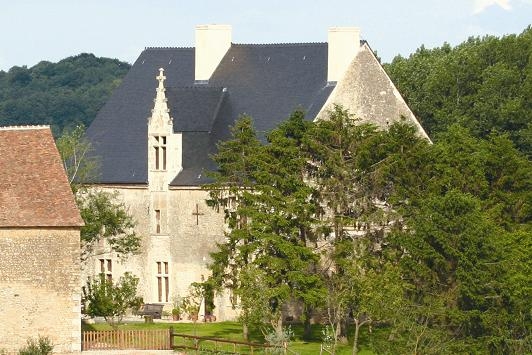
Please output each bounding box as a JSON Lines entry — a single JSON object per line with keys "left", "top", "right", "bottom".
{"left": 82, "top": 320, "right": 376, "bottom": 354}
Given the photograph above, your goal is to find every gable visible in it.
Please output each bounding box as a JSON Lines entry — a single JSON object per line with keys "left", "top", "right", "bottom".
{"left": 316, "top": 43, "right": 430, "bottom": 140}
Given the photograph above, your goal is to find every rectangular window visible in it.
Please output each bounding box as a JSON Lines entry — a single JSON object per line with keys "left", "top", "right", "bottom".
{"left": 153, "top": 135, "right": 167, "bottom": 171}
{"left": 156, "top": 261, "right": 169, "bottom": 303}
{"left": 155, "top": 209, "right": 161, "bottom": 234}
{"left": 157, "top": 277, "right": 162, "bottom": 302}
{"left": 165, "top": 277, "right": 169, "bottom": 302}
{"left": 99, "top": 258, "right": 112, "bottom": 282}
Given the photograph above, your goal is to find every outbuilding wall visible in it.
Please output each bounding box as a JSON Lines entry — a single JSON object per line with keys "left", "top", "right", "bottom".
{"left": 0, "top": 228, "right": 81, "bottom": 353}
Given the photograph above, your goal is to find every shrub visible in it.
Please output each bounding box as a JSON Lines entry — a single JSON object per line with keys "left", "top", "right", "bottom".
{"left": 18, "top": 336, "right": 53, "bottom": 355}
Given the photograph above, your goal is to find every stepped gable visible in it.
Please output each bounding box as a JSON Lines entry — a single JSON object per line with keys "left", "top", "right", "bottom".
{"left": 0, "top": 126, "right": 84, "bottom": 227}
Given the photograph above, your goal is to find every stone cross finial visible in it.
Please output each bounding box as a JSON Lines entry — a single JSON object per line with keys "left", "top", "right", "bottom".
{"left": 148, "top": 68, "right": 172, "bottom": 127}
{"left": 156, "top": 68, "right": 166, "bottom": 89}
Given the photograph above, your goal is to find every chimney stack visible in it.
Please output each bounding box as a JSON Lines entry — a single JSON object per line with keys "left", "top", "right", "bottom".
{"left": 327, "top": 27, "right": 360, "bottom": 83}
{"left": 195, "top": 24, "right": 232, "bottom": 82}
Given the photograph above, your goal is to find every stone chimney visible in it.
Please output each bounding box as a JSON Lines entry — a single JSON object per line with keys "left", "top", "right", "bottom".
{"left": 327, "top": 27, "right": 360, "bottom": 83}
{"left": 195, "top": 24, "right": 232, "bottom": 82}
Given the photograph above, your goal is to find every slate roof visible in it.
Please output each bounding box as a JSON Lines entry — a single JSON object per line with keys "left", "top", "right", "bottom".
{"left": 86, "top": 43, "right": 334, "bottom": 185}
{"left": 0, "top": 126, "right": 84, "bottom": 228}
{"left": 167, "top": 86, "right": 226, "bottom": 132}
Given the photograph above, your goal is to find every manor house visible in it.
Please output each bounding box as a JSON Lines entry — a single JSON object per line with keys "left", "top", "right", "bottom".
{"left": 85, "top": 24, "right": 428, "bottom": 321}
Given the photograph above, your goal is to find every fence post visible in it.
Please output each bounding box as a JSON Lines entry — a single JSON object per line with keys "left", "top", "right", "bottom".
{"left": 169, "top": 327, "right": 174, "bottom": 349}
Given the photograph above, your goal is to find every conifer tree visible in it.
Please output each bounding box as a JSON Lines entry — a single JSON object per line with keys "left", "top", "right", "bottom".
{"left": 206, "top": 112, "right": 324, "bottom": 339}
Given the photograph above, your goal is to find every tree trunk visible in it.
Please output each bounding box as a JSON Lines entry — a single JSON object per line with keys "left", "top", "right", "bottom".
{"left": 336, "top": 319, "right": 348, "bottom": 344}
{"left": 303, "top": 306, "right": 313, "bottom": 340}
{"left": 339, "top": 318, "right": 348, "bottom": 344}
{"left": 352, "top": 319, "right": 360, "bottom": 355}
{"left": 243, "top": 323, "right": 249, "bottom": 341}
{"left": 273, "top": 316, "right": 283, "bottom": 336}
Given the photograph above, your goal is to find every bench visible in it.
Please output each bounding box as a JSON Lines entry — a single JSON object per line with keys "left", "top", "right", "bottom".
{"left": 138, "top": 303, "right": 164, "bottom": 320}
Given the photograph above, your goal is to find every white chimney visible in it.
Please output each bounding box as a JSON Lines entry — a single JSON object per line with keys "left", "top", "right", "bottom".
{"left": 195, "top": 24, "right": 232, "bottom": 82}
{"left": 327, "top": 27, "right": 360, "bottom": 83}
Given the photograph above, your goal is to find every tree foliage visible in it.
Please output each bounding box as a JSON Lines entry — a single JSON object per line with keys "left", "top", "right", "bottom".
{"left": 82, "top": 272, "right": 143, "bottom": 328}
{"left": 78, "top": 189, "right": 141, "bottom": 260}
{"left": 382, "top": 125, "right": 531, "bottom": 353}
{"left": 205, "top": 112, "right": 324, "bottom": 339}
{"left": 205, "top": 103, "right": 530, "bottom": 353}
{"left": 385, "top": 26, "right": 532, "bottom": 156}
{"left": 0, "top": 53, "right": 129, "bottom": 136}
{"left": 56, "top": 124, "right": 99, "bottom": 186}
{"left": 56, "top": 125, "right": 141, "bottom": 260}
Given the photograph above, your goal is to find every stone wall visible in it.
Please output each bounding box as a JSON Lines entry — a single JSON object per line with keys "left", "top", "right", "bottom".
{"left": 0, "top": 228, "right": 81, "bottom": 353}
{"left": 82, "top": 185, "right": 238, "bottom": 321}
{"left": 317, "top": 43, "right": 430, "bottom": 140}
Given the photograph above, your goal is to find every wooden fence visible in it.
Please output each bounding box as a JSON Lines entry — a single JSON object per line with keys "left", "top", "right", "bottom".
{"left": 82, "top": 329, "right": 281, "bottom": 353}
{"left": 170, "top": 332, "right": 277, "bottom": 354}
{"left": 82, "top": 329, "right": 171, "bottom": 350}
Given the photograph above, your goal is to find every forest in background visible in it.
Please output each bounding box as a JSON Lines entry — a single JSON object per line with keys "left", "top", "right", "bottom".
{"left": 0, "top": 53, "right": 130, "bottom": 136}
{"left": 385, "top": 26, "right": 531, "bottom": 156}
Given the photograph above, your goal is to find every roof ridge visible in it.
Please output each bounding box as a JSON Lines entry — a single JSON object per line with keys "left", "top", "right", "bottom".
{"left": 168, "top": 85, "right": 225, "bottom": 90}
{"left": 233, "top": 42, "right": 326, "bottom": 47}
{"left": 0, "top": 125, "right": 50, "bottom": 131}
{"left": 144, "top": 46, "right": 193, "bottom": 50}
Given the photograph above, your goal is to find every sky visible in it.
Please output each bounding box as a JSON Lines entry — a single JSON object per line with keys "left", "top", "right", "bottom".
{"left": 0, "top": 0, "right": 530, "bottom": 71}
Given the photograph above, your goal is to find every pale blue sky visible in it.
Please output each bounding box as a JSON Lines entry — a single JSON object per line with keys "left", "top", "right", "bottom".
{"left": 0, "top": 0, "right": 530, "bottom": 71}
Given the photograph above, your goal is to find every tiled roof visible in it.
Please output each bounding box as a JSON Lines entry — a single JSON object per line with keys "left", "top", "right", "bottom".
{"left": 87, "top": 43, "right": 334, "bottom": 185}
{"left": 86, "top": 48, "right": 195, "bottom": 184}
{"left": 167, "top": 86, "right": 226, "bottom": 132}
{"left": 0, "top": 126, "right": 84, "bottom": 227}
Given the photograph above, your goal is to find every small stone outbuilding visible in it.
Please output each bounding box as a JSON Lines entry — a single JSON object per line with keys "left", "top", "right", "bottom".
{"left": 0, "top": 126, "right": 84, "bottom": 353}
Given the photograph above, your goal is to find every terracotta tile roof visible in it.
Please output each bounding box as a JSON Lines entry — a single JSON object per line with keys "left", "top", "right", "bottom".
{"left": 0, "top": 126, "right": 84, "bottom": 227}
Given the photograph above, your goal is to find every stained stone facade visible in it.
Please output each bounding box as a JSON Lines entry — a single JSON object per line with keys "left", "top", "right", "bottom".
{"left": 85, "top": 25, "right": 428, "bottom": 321}
{"left": 0, "top": 126, "right": 83, "bottom": 353}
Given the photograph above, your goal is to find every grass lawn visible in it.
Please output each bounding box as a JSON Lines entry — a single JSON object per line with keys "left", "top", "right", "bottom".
{"left": 82, "top": 320, "right": 376, "bottom": 354}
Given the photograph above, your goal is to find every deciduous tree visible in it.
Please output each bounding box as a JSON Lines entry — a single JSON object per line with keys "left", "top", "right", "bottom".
{"left": 82, "top": 272, "right": 143, "bottom": 328}
{"left": 56, "top": 125, "right": 141, "bottom": 260}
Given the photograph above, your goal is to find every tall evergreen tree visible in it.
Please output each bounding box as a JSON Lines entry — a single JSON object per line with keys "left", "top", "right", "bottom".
{"left": 206, "top": 112, "right": 324, "bottom": 338}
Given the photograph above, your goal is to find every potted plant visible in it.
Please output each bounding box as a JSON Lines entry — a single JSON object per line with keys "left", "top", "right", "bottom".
{"left": 171, "top": 295, "right": 183, "bottom": 321}
{"left": 171, "top": 307, "right": 180, "bottom": 321}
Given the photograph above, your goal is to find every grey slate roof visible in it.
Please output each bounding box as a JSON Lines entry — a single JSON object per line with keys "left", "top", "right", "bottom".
{"left": 86, "top": 43, "right": 334, "bottom": 185}
{"left": 167, "top": 86, "right": 226, "bottom": 132}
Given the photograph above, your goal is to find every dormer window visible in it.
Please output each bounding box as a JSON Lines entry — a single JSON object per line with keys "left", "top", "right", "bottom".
{"left": 153, "top": 135, "right": 167, "bottom": 170}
